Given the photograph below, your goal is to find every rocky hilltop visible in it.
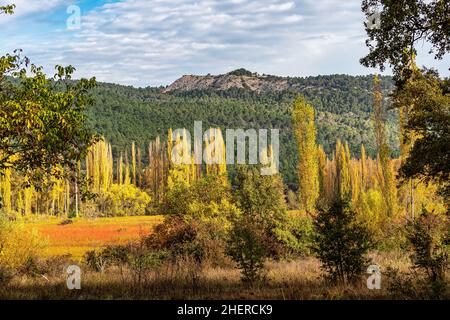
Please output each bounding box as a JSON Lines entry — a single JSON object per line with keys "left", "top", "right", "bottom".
{"left": 162, "top": 68, "right": 298, "bottom": 94}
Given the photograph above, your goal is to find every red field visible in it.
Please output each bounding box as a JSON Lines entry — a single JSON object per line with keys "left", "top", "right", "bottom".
{"left": 26, "top": 216, "right": 164, "bottom": 260}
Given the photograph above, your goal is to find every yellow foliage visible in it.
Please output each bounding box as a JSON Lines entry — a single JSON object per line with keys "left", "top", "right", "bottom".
{"left": 0, "top": 219, "right": 46, "bottom": 268}
{"left": 101, "top": 183, "right": 151, "bottom": 216}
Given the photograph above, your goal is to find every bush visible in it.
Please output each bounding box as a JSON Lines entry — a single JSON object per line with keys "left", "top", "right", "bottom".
{"left": 275, "top": 213, "right": 315, "bottom": 257}
{"left": 99, "top": 183, "right": 151, "bottom": 216}
{"left": 232, "top": 166, "right": 290, "bottom": 258}
{"left": 85, "top": 249, "right": 110, "bottom": 273}
{"left": 312, "top": 197, "right": 374, "bottom": 284}
{"left": 85, "top": 242, "right": 166, "bottom": 282}
{"left": 406, "top": 208, "right": 449, "bottom": 298}
{"left": 148, "top": 201, "right": 238, "bottom": 267}
{"left": 0, "top": 264, "right": 13, "bottom": 286}
{"left": 227, "top": 216, "right": 268, "bottom": 283}
{"left": 227, "top": 166, "right": 294, "bottom": 282}
{"left": 0, "top": 218, "right": 46, "bottom": 269}
{"left": 149, "top": 175, "right": 239, "bottom": 266}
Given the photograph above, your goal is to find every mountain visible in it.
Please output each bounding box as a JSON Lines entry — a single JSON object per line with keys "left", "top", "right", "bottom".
{"left": 163, "top": 70, "right": 290, "bottom": 94}
{"left": 163, "top": 68, "right": 392, "bottom": 95}
{"left": 86, "top": 71, "right": 398, "bottom": 187}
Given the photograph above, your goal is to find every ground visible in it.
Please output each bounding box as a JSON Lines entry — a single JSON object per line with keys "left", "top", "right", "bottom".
{"left": 25, "top": 215, "right": 164, "bottom": 260}
{"left": 3, "top": 215, "right": 443, "bottom": 300}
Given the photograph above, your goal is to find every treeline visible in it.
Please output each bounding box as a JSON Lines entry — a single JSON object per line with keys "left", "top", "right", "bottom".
{"left": 85, "top": 74, "right": 399, "bottom": 187}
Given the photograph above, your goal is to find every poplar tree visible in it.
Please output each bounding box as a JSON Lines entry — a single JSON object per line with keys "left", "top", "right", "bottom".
{"left": 131, "top": 141, "right": 137, "bottom": 185}
{"left": 373, "top": 74, "right": 397, "bottom": 218}
{"left": 293, "top": 96, "right": 319, "bottom": 214}
{"left": 317, "top": 145, "right": 328, "bottom": 201}
{"left": 335, "top": 140, "right": 351, "bottom": 200}
{"left": 360, "top": 144, "right": 368, "bottom": 192}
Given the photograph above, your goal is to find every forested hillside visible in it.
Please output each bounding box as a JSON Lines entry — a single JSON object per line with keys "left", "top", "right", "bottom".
{"left": 86, "top": 73, "right": 398, "bottom": 187}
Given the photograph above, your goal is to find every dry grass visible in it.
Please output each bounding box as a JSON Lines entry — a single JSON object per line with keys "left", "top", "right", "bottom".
{"left": 3, "top": 216, "right": 444, "bottom": 300}
{"left": 0, "top": 254, "right": 418, "bottom": 300}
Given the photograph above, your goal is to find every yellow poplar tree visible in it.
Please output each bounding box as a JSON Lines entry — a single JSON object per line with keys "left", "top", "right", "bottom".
{"left": 293, "top": 96, "right": 319, "bottom": 214}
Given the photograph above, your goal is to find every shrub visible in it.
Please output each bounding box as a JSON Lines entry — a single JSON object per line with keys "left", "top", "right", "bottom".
{"left": 0, "top": 218, "right": 46, "bottom": 269}
{"left": 406, "top": 208, "right": 449, "bottom": 298}
{"left": 275, "top": 213, "right": 315, "bottom": 257}
{"left": 148, "top": 201, "right": 238, "bottom": 267}
{"left": 0, "top": 264, "right": 13, "bottom": 286}
{"left": 232, "top": 166, "right": 290, "bottom": 258}
{"left": 99, "top": 183, "right": 151, "bottom": 216}
{"left": 85, "top": 242, "right": 166, "bottom": 286}
{"left": 312, "top": 197, "right": 374, "bottom": 284}
{"left": 85, "top": 249, "right": 110, "bottom": 273}
{"left": 227, "top": 166, "right": 294, "bottom": 282}
{"left": 227, "top": 216, "right": 268, "bottom": 283}
{"left": 149, "top": 175, "right": 239, "bottom": 266}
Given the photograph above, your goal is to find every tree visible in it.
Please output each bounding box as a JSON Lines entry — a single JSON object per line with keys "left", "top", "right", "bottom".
{"left": 395, "top": 69, "right": 450, "bottom": 206}
{"left": 0, "top": 4, "right": 15, "bottom": 15}
{"left": 227, "top": 216, "right": 268, "bottom": 283}
{"left": 232, "top": 165, "right": 288, "bottom": 244}
{"left": 293, "top": 96, "right": 319, "bottom": 214}
{"left": 373, "top": 74, "right": 397, "bottom": 217}
{"left": 406, "top": 207, "right": 449, "bottom": 297}
{"left": 0, "top": 52, "right": 97, "bottom": 188}
{"left": 361, "top": 0, "right": 449, "bottom": 84}
{"left": 227, "top": 166, "right": 289, "bottom": 281}
{"left": 335, "top": 140, "right": 351, "bottom": 200}
{"left": 313, "top": 197, "right": 374, "bottom": 284}
{"left": 361, "top": 1, "right": 449, "bottom": 214}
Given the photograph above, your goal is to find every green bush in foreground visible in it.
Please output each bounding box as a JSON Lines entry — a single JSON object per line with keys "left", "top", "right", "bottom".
{"left": 313, "top": 196, "right": 374, "bottom": 284}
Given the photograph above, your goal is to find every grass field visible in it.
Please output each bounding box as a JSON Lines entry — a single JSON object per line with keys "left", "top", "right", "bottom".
{"left": 26, "top": 216, "right": 164, "bottom": 260}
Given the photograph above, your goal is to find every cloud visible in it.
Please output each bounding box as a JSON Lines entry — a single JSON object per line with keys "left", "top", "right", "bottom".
{"left": 1, "top": 0, "right": 448, "bottom": 86}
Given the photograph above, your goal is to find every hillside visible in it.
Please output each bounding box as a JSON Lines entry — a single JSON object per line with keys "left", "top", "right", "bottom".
{"left": 163, "top": 68, "right": 393, "bottom": 95}
{"left": 86, "top": 71, "right": 399, "bottom": 187}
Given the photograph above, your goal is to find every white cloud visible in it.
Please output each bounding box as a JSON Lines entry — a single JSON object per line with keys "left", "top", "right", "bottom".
{"left": 1, "top": 0, "right": 448, "bottom": 86}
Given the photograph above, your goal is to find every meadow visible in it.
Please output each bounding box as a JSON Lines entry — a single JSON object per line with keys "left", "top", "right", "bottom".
{"left": 3, "top": 214, "right": 442, "bottom": 300}
{"left": 25, "top": 216, "right": 164, "bottom": 260}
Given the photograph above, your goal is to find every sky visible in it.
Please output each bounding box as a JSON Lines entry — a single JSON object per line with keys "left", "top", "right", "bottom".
{"left": 1, "top": 0, "right": 449, "bottom": 87}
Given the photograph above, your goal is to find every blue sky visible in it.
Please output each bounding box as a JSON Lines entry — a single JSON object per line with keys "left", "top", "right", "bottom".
{"left": 1, "top": 0, "right": 448, "bottom": 87}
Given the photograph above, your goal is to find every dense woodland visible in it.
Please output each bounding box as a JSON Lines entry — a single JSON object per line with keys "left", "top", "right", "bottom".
{"left": 85, "top": 74, "right": 399, "bottom": 187}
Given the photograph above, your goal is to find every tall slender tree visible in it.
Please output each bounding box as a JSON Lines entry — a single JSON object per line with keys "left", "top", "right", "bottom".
{"left": 293, "top": 96, "right": 319, "bottom": 214}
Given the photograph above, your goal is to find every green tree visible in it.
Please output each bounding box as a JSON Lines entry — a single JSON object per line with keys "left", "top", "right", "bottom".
{"left": 395, "top": 69, "right": 450, "bottom": 205}
{"left": 0, "top": 53, "right": 97, "bottom": 187}
{"left": 361, "top": 0, "right": 449, "bottom": 84}
{"left": 227, "top": 216, "right": 268, "bottom": 283}
{"left": 406, "top": 208, "right": 449, "bottom": 298}
{"left": 293, "top": 96, "right": 319, "bottom": 213}
{"left": 313, "top": 197, "right": 374, "bottom": 284}
{"left": 0, "top": 4, "right": 15, "bottom": 15}
{"left": 227, "top": 166, "right": 289, "bottom": 281}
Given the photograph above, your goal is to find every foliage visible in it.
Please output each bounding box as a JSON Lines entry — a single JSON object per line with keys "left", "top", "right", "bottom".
{"left": 85, "top": 75, "right": 398, "bottom": 188}
{"left": 395, "top": 69, "right": 450, "bottom": 205}
{"left": 312, "top": 197, "right": 374, "bottom": 284}
{"left": 0, "top": 4, "right": 15, "bottom": 15}
{"left": 0, "top": 51, "right": 97, "bottom": 188}
{"left": 293, "top": 96, "right": 319, "bottom": 213}
{"left": 99, "top": 183, "right": 151, "bottom": 216}
{"left": 406, "top": 208, "right": 449, "bottom": 297}
{"left": 85, "top": 242, "right": 166, "bottom": 287}
{"left": 0, "top": 217, "right": 46, "bottom": 269}
{"left": 148, "top": 175, "right": 240, "bottom": 265}
{"left": 227, "top": 166, "right": 294, "bottom": 281}
{"left": 274, "top": 213, "right": 315, "bottom": 257}
{"left": 226, "top": 216, "right": 268, "bottom": 283}
{"left": 361, "top": 0, "right": 449, "bottom": 84}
